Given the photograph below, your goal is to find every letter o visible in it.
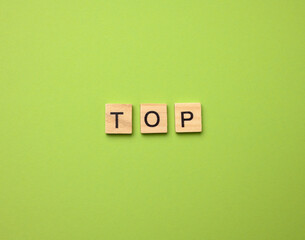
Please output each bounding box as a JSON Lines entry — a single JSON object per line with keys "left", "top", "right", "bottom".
{"left": 144, "top": 111, "right": 160, "bottom": 127}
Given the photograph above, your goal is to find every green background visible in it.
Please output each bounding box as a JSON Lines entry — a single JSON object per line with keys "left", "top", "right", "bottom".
{"left": 1, "top": 1, "right": 304, "bottom": 239}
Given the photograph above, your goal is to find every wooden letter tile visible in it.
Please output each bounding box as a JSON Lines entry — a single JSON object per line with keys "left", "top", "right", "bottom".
{"left": 175, "top": 103, "right": 202, "bottom": 133}
{"left": 141, "top": 104, "right": 167, "bottom": 134}
{"left": 105, "top": 104, "right": 132, "bottom": 134}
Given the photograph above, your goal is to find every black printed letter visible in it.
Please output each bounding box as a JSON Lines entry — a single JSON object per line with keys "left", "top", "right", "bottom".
{"left": 181, "top": 111, "right": 193, "bottom": 127}
{"left": 110, "top": 112, "right": 124, "bottom": 128}
{"left": 144, "top": 111, "right": 160, "bottom": 127}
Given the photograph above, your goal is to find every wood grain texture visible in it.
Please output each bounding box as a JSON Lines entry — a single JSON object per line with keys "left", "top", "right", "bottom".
{"left": 105, "top": 104, "right": 132, "bottom": 134}
{"left": 175, "top": 103, "right": 202, "bottom": 133}
{"left": 141, "top": 104, "right": 167, "bottom": 134}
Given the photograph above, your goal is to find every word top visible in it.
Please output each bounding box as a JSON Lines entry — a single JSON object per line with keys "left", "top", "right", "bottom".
{"left": 105, "top": 103, "right": 202, "bottom": 134}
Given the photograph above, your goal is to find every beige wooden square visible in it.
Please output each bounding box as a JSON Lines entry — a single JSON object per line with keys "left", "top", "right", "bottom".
{"left": 175, "top": 103, "right": 202, "bottom": 133}
{"left": 105, "top": 104, "right": 132, "bottom": 134}
{"left": 141, "top": 104, "right": 167, "bottom": 134}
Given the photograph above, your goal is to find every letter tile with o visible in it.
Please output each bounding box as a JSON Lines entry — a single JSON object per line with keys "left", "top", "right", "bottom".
{"left": 141, "top": 104, "right": 167, "bottom": 134}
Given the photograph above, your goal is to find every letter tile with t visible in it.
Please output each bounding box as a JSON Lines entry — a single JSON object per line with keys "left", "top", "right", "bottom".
{"left": 105, "top": 104, "right": 132, "bottom": 134}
